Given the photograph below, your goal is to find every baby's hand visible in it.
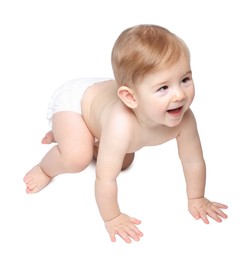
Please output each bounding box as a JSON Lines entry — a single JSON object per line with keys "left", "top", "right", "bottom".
{"left": 188, "top": 197, "right": 228, "bottom": 224}
{"left": 104, "top": 213, "right": 143, "bottom": 243}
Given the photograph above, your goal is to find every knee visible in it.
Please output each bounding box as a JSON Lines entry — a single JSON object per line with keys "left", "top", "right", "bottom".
{"left": 122, "top": 153, "right": 135, "bottom": 170}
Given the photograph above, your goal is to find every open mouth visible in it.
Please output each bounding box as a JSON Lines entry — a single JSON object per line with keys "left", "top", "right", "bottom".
{"left": 167, "top": 106, "right": 183, "bottom": 116}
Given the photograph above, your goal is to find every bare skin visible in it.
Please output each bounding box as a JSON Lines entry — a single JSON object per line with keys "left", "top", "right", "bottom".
{"left": 24, "top": 165, "right": 52, "bottom": 193}
{"left": 24, "top": 132, "right": 53, "bottom": 193}
{"left": 24, "top": 131, "right": 135, "bottom": 193}
{"left": 23, "top": 57, "right": 228, "bottom": 243}
{"left": 42, "top": 130, "right": 135, "bottom": 169}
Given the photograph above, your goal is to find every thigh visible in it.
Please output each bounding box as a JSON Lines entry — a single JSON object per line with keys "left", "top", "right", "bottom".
{"left": 52, "top": 111, "right": 94, "bottom": 163}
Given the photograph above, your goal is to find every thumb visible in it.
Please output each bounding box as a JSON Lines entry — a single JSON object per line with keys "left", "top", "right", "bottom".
{"left": 190, "top": 208, "right": 200, "bottom": 220}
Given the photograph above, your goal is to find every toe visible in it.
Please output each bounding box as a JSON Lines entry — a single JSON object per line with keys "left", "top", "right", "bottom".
{"left": 26, "top": 183, "right": 38, "bottom": 193}
{"left": 23, "top": 175, "right": 31, "bottom": 183}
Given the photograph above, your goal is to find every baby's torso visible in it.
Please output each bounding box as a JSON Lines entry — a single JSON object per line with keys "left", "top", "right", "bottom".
{"left": 82, "top": 79, "right": 118, "bottom": 139}
{"left": 81, "top": 79, "right": 181, "bottom": 152}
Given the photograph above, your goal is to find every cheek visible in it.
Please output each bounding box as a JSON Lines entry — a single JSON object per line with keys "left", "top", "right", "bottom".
{"left": 139, "top": 95, "right": 167, "bottom": 116}
{"left": 150, "top": 101, "right": 167, "bottom": 116}
{"left": 186, "top": 88, "right": 195, "bottom": 103}
{"left": 191, "top": 90, "right": 195, "bottom": 102}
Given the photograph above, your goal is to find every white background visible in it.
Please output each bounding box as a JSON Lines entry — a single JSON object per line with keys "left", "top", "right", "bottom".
{"left": 1, "top": 0, "right": 251, "bottom": 259}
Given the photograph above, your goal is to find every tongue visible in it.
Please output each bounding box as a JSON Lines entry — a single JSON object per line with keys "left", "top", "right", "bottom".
{"left": 168, "top": 108, "right": 180, "bottom": 114}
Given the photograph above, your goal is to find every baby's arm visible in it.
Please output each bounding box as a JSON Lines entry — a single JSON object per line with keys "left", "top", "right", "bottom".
{"left": 95, "top": 123, "right": 143, "bottom": 243}
{"left": 176, "top": 109, "right": 228, "bottom": 223}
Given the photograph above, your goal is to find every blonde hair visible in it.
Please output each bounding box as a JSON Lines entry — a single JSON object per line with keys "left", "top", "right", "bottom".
{"left": 111, "top": 24, "right": 190, "bottom": 87}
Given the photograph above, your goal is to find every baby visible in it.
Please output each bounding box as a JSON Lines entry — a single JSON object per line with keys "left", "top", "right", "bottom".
{"left": 24, "top": 24, "right": 228, "bottom": 243}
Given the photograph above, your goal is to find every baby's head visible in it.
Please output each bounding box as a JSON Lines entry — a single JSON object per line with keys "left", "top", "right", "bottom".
{"left": 111, "top": 24, "right": 190, "bottom": 88}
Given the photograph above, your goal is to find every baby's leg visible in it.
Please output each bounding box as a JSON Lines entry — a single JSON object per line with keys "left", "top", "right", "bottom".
{"left": 43, "top": 132, "right": 135, "bottom": 170}
{"left": 24, "top": 111, "right": 94, "bottom": 193}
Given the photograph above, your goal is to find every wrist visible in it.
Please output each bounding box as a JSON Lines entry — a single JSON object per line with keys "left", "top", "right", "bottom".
{"left": 188, "top": 196, "right": 204, "bottom": 200}
{"left": 104, "top": 213, "right": 121, "bottom": 222}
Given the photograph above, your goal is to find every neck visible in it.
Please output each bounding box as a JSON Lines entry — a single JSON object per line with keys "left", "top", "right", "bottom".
{"left": 132, "top": 108, "right": 166, "bottom": 131}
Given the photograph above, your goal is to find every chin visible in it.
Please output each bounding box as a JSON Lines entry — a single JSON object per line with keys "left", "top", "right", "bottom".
{"left": 165, "top": 117, "right": 183, "bottom": 127}
{"left": 166, "top": 122, "right": 180, "bottom": 128}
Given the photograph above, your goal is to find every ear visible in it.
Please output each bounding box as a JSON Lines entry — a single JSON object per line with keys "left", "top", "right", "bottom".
{"left": 117, "top": 86, "right": 138, "bottom": 109}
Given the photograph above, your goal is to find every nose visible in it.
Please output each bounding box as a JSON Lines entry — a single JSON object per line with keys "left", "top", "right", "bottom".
{"left": 171, "top": 86, "right": 186, "bottom": 103}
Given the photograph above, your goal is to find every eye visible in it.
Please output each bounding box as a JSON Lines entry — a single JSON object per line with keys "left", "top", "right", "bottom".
{"left": 157, "top": 85, "right": 169, "bottom": 92}
{"left": 182, "top": 77, "right": 190, "bottom": 84}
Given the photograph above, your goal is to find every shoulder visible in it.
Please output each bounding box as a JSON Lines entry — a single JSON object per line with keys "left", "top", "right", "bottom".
{"left": 105, "top": 101, "right": 136, "bottom": 138}
{"left": 103, "top": 100, "right": 135, "bottom": 131}
{"left": 101, "top": 101, "right": 136, "bottom": 146}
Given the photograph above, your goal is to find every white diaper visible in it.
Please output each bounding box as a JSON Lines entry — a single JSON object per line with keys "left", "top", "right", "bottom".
{"left": 47, "top": 77, "right": 111, "bottom": 125}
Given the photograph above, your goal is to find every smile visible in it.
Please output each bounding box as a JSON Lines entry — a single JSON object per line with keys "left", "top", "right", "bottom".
{"left": 167, "top": 106, "right": 183, "bottom": 116}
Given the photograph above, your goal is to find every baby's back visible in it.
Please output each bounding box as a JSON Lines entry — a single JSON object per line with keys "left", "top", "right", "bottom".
{"left": 81, "top": 79, "right": 119, "bottom": 139}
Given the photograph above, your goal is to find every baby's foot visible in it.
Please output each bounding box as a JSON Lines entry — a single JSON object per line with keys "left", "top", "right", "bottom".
{"left": 23, "top": 165, "right": 52, "bottom": 193}
{"left": 41, "top": 130, "right": 55, "bottom": 144}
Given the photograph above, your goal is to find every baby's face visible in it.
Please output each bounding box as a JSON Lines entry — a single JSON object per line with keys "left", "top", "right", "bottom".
{"left": 133, "top": 57, "right": 195, "bottom": 127}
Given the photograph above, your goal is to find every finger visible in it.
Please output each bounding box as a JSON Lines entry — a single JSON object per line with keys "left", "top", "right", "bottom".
{"left": 212, "top": 206, "right": 228, "bottom": 219}
{"left": 106, "top": 223, "right": 118, "bottom": 243}
{"left": 109, "top": 231, "right": 116, "bottom": 243}
{"left": 124, "top": 228, "right": 140, "bottom": 241}
{"left": 125, "top": 225, "right": 143, "bottom": 241}
{"left": 130, "top": 217, "right": 142, "bottom": 225}
{"left": 117, "top": 229, "right": 132, "bottom": 244}
{"left": 206, "top": 208, "right": 222, "bottom": 223}
{"left": 212, "top": 202, "right": 228, "bottom": 209}
{"left": 128, "top": 223, "right": 143, "bottom": 237}
{"left": 199, "top": 210, "right": 209, "bottom": 224}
